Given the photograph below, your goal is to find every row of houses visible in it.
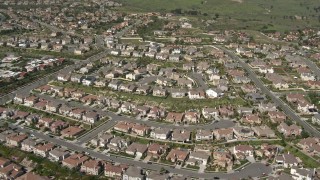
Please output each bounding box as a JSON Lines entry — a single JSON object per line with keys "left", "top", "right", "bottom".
{"left": 0, "top": 129, "right": 172, "bottom": 179}
{"left": 286, "top": 94, "right": 317, "bottom": 114}
{"left": 112, "top": 121, "right": 277, "bottom": 143}
{"left": 56, "top": 72, "right": 220, "bottom": 99}
{"left": 0, "top": 158, "right": 51, "bottom": 180}
{"left": 13, "top": 94, "right": 101, "bottom": 124}
{"left": 34, "top": 84, "right": 291, "bottom": 126}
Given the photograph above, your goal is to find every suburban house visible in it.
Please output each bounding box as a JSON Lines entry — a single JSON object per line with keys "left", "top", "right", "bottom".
{"left": 147, "top": 107, "right": 166, "bottom": 120}
{"left": 33, "top": 143, "right": 55, "bottom": 157}
{"left": 277, "top": 123, "right": 302, "bottom": 137}
{"left": 213, "top": 150, "right": 233, "bottom": 169}
{"left": 49, "top": 148, "right": 70, "bottom": 162}
{"left": 0, "top": 162, "right": 24, "bottom": 179}
{"left": 252, "top": 126, "right": 276, "bottom": 138}
{"left": 300, "top": 138, "right": 320, "bottom": 157}
{"left": 187, "top": 151, "right": 210, "bottom": 166}
{"left": 104, "top": 163, "right": 126, "bottom": 178}
{"left": 184, "top": 111, "right": 200, "bottom": 123}
{"left": 113, "top": 121, "right": 134, "bottom": 133}
{"left": 122, "top": 166, "right": 145, "bottom": 180}
{"left": 150, "top": 128, "right": 171, "bottom": 140}
{"left": 202, "top": 108, "right": 219, "bottom": 119}
{"left": 24, "top": 96, "right": 39, "bottom": 107}
{"left": 80, "top": 160, "right": 102, "bottom": 175}
{"left": 241, "top": 114, "right": 262, "bottom": 125}
{"left": 166, "top": 148, "right": 189, "bottom": 163}
{"left": 213, "top": 128, "right": 234, "bottom": 140}
{"left": 195, "top": 129, "right": 213, "bottom": 141}
{"left": 45, "top": 101, "right": 61, "bottom": 113}
{"left": 125, "top": 142, "right": 148, "bottom": 157}
{"left": 131, "top": 124, "right": 151, "bottom": 136}
{"left": 98, "top": 134, "right": 114, "bottom": 148}
{"left": 233, "top": 145, "right": 254, "bottom": 159}
{"left": 6, "top": 134, "right": 28, "bottom": 147}
{"left": 57, "top": 72, "right": 71, "bottom": 82}
{"left": 62, "top": 153, "right": 89, "bottom": 169}
{"left": 21, "top": 138, "right": 37, "bottom": 152}
{"left": 171, "top": 129, "right": 191, "bottom": 143}
{"left": 147, "top": 143, "right": 168, "bottom": 159}
{"left": 82, "top": 111, "right": 100, "bottom": 124}
{"left": 233, "top": 127, "right": 254, "bottom": 139}
{"left": 312, "top": 114, "right": 320, "bottom": 125}
{"left": 166, "top": 112, "right": 184, "bottom": 123}
{"left": 275, "top": 153, "right": 300, "bottom": 168}
{"left": 268, "top": 111, "right": 286, "bottom": 124}
{"left": 290, "top": 167, "right": 315, "bottom": 180}
{"left": 188, "top": 89, "right": 206, "bottom": 99}
{"left": 107, "top": 136, "right": 129, "bottom": 152}
{"left": 61, "top": 126, "right": 84, "bottom": 138}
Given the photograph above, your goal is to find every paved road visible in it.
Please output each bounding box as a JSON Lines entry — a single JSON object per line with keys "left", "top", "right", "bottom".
{"left": 9, "top": 124, "right": 271, "bottom": 179}
{"left": 218, "top": 46, "right": 320, "bottom": 138}
{"left": 36, "top": 93, "right": 235, "bottom": 144}
{"left": 301, "top": 57, "right": 320, "bottom": 78}
{"left": 189, "top": 73, "right": 208, "bottom": 89}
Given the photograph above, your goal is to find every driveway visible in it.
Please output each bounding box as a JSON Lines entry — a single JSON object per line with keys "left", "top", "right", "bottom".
{"left": 246, "top": 156, "right": 256, "bottom": 163}
{"left": 134, "top": 154, "right": 142, "bottom": 161}
{"left": 199, "top": 164, "right": 206, "bottom": 173}
{"left": 142, "top": 155, "right": 152, "bottom": 163}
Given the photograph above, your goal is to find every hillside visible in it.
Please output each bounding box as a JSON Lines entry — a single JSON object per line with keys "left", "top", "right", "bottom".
{"left": 115, "top": 0, "right": 320, "bottom": 31}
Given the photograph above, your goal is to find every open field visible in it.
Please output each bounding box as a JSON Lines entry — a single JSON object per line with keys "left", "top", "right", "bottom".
{"left": 115, "top": 0, "right": 320, "bottom": 31}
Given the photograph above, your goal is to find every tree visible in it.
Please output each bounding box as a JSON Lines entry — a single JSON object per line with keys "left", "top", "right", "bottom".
{"left": 301, "top": 130, "right": 310, "bottom": 138}
{"left": 160, "top": 167, "right": 168, "bottom": 174}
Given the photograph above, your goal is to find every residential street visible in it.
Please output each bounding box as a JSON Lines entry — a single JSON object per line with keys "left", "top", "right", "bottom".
{"left": 218, "top": 46, "right": 320, "bottom": 138}
{"left": 2, "top": 2, "right": 319, "bottom": 179}
{"left": 301, "top": 57, "right": 320, "bottom": 78}
{"left": 9, "top": 124, "right": 272, "bottom": 179}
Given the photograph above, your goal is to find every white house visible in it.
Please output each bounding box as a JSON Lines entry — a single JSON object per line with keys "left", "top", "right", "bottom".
{"left": 258, "top": 66, "right": 274, "bottom": 74}
{"left": 290, "top": 167, "right": 314, "bottom": 180}
{"left": 312, "top": 114, "right": 320, "bottom": 125}
{"left": 110, "top": 49, "right": 120, "bottom": 56}
{"left": 150, "top": 128, "right": 171, "bottom": 140}
{"left": 205, "top": 89, "right": 218, "bottom": 98}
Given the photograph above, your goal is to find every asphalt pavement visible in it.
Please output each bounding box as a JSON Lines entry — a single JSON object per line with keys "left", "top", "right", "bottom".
{"left": 189, "top": 72, "right": 209, "bottom": 89}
